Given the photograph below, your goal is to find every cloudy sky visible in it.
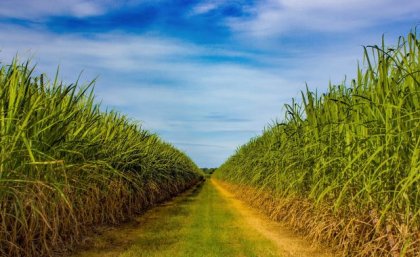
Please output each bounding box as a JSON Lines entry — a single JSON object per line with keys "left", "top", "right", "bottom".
{"left": 0, "top": 0, "right": 419, "bottom": 167}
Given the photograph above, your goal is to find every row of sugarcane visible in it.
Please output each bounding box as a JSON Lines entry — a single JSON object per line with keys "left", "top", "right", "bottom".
{"left": 215, "top": 31, "right": 419, "bottom": 256}
{"left": 0, "top": 60, "right": 204, "bottom": 257}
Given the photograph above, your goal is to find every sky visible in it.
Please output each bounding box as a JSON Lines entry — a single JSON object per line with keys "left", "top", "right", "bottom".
{"left": 0, "top": 0, "right": 419, "bottom": 167}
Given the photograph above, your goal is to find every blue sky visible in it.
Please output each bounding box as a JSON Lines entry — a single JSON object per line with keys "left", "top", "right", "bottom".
{"left": 0, "top": 0, "right": 419, "bottom": 167}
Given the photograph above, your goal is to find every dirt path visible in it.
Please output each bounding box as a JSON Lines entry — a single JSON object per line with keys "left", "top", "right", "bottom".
{"left": 212, "top": 179, "right": 335, "bottom": 257}
{"left": 71, "top": 180, "right": 335, "bottom": 257}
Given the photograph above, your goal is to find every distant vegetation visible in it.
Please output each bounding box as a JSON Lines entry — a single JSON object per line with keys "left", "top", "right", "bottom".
{"left": 201, "top": 167, "right": 217, "bottom": 175}
{"left": 0, "top": 60, "right": 203, "bottom": 257}
{"left": 215, "top": 31, "right": 420, "bottom": 256}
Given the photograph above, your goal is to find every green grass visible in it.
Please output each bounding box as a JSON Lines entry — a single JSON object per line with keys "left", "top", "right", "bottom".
{"left": 215, "top": 30, "right": 420, "bottom": 256}
{"left": 74, "top": 181, "right": 281, "bottom": 257}
{"left": 0, "top": 59, "right": 203, "bottom": 257}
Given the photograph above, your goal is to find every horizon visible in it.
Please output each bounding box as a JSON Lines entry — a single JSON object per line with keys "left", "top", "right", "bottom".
{"left": 0, "top": 0, "right": 419, "bottom": 167}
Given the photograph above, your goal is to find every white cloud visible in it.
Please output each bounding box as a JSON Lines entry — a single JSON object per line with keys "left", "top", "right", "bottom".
{"left": 0, "top": 1, "right": 417, "bottom": 167}
{"left": 0, "top": 0, "right": 123, "bottom": 19}
{"left": 71, "top": 1, "right": 105, "bottom": 18}
{"left": 0, "top": 25, "right": 375, "bottom": 166}
{"left": 228, "top": 0, "right": 420, "bottom": 37}
{"left": 192, "top": 2, "right": 219, "bottom": 15}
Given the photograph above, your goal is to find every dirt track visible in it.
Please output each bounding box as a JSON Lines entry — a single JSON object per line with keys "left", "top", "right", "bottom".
{"left": 212, "top": 179, "right": 335, "bottom": 257}
{"left": 72, "top": 180, "right": 335, "bottom": 257}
